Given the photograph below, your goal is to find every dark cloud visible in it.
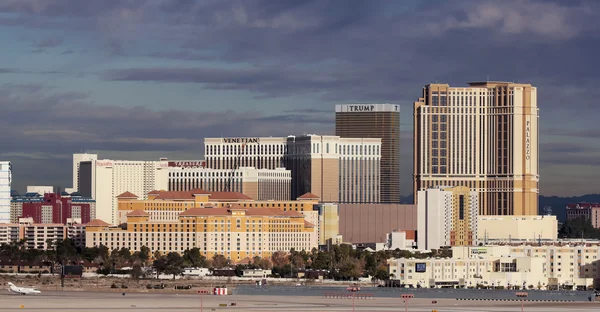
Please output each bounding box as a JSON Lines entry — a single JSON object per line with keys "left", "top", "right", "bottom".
{"left": 284, "top": 108, "right": 333, "bottom": 114}
{"left": 103, "top": 66, "right": 358, "bottom": 98}
{"left": 0, "top": 83, "right": 331, "bottom": 191}
{"left": 36, "top": 37, "right": 62, "bottom": 48}
{"left": 1, "top": 0, "right": 599, "bottom": 196}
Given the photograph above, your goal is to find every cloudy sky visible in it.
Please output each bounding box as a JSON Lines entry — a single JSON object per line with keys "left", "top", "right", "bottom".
{"left": 0, "top": 0, "right": 597, "bottom": 197}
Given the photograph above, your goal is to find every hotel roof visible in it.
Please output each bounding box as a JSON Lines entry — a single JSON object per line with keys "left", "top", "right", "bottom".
{"left": 85, "top": 219, "right": 111, "bottom": 227}
{"left": 297, "top": 192, "right": 320, "bottom": 200}
{"left": 126, "top": 210, "right": 150, "bottom": 217}
{"left": 179, "top": 207, "right": 304, "bottom": 218}
{"left": 116, "top": 191, "right": 138, "bottom": 199}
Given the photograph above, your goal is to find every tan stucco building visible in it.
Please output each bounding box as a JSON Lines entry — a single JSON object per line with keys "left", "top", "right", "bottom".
{"left": 413, "top": 82, "right": 539, "bottom": 215}
{"left": 86, "top": 190, "right": 323, "bottom": 262}
{"left": 477, "top": 215, "right": 558, "bottom": 244}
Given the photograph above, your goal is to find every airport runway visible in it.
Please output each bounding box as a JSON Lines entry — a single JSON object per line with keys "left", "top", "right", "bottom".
{"left": 0, "top": 291, "right": 598, "bottom": 311}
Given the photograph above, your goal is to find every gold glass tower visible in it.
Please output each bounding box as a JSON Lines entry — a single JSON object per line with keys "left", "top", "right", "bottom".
{"left": 336, "top": 104, "right": 401, "bottom": 203}
{"left": 413, "top": 82, "right": 539, "bottom": 215}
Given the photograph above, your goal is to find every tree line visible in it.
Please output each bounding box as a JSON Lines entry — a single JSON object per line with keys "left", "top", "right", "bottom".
{"left": 0, "top": 239, "right": 450, "bottom": 281}
{"left": 559, "top": 216, "right": 600, "bottom": 239}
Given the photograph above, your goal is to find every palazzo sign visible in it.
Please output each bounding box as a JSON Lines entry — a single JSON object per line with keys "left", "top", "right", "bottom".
{"left": 168, "top": 161, "right": 205, "bottom": 168}
{"left": 96, "top": 161, "right": 113, "bottom": 167}
{"left": 348, "top": 105, "right": 375, "bottom": 112}
{"left": 222, "top": 138, "right": 259, "bottom": 144}
{"left": 525, "top": 120, "right": 531, "bottom": 161}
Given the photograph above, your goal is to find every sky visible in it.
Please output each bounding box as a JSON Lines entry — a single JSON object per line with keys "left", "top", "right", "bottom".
{"left": 0, "top": 0, "right": 598, "bottom": 197}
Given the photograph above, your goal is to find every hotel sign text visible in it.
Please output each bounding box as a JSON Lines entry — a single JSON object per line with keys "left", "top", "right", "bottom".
{"left": 168, "top": 161, "right": 205, "bottom": 168}
{"left": 348, "top": 105, "right": 375, "bottom": 112}
{"left": 223, "top": 138, "right": 259, "bottom": 144}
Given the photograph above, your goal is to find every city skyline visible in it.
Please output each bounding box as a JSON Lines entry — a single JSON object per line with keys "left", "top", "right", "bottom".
{"left": 0, "top": 0, "right": 598, "bottom": 197}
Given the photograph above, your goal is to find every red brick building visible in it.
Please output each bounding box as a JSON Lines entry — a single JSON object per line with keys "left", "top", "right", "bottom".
{"left": 10, "top": 192, "right": 96, "bottom": 224}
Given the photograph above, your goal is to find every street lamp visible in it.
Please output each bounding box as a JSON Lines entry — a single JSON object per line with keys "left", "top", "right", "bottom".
{"left": 401, "top": 294, "right": 414, "bottom": 312}
{"left": 198, "top": 290, "right": 210, "bottom": 312}
{"left": 516, "top": 292, "right": 528, "bottom": 312}
{"left": 347, "top": 286, "right": 360, "bottom": 312}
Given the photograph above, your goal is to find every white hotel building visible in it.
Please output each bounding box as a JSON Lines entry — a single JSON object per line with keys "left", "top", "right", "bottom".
{"left": 74, "top": 155, "right": 169, "bottom": 225}
{"left": 389, "top": 245, "right": 600, "bottom": 290}
{"left": 0, "top": 161, "right": 11, "bottom": 223}
{"left": 204, "top": 135, "right": 381, "bottom": 203}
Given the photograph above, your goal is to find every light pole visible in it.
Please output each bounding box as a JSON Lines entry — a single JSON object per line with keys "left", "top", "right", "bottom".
{"left": 516, "top": 292, "right": 528, "bottom": 312}
{"left": 401, "top": 294, "right": 414, "bottom": 312}
{"left": 347, "top": 286, "right": 360, "bottom": 312}
{"left": 198, "top": 290, "right": 209, "bottom": 312}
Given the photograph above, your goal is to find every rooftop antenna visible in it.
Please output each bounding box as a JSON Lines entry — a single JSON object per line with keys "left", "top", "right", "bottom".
{"left": 487, "top": 75, "right": 490, "bottom": 81}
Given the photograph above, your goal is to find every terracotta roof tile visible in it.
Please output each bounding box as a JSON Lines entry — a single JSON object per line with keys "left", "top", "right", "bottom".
{"left": 208, "top": 192, "right": 252, "bottom": 201}
{"left": 127, "top": 210, "right": 150, "bottom": 217}
{"left": 148, "top": 190, "right": 161, "bottom": 195}
{"left": 179, "top": 207, "right": 305, "bottom": 218}
{"left": 304, "top": 220, "right": 315, "bottom": 228}
{"left": 297, "top": 192, "right": 319, "bottom": 200}
{"left": 85, "top": 219, "right": 111, "bottom": 227}
{"left": 116, "top": 191, "right": 138, "bottom": 199}
{"left": 189, "top": 188, "right": 211, "bottom": 195}
{"left": 154, "top": 191, "right": 195, "bottom": 200}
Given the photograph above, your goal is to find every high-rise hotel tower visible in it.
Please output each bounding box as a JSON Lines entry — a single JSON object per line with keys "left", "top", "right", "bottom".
{"left": 413, "top": 82, "right": 538, "bottom": 215}
{"left": 336, "top": 104, "right": 400, "bottom": 203}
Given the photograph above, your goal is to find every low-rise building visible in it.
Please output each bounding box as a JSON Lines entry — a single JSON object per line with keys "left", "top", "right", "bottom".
{"left": 388, "top": 245, "right": 600, "bottom": 290}
{"left": 11, "top": 192, "right": 96, "bottom": 224}
{"left": 0, "top": 217, "right": 85, "bottom": 249}
{"left": 114, "top": 189, "right": 335, "bottom": 246}
{"left": 566, "top": 203, "right": 600, "bottom": 228}
{"left": 86, "top": 196, "right": 318, "bottom": 262}
{"left": 417, "top": 186, "right": 478, "bottom": 250}
{"left": 477, "top": 215, "right": 558, "bottom": 244}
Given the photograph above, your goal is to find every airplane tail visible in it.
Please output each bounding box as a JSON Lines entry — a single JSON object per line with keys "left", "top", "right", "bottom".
{"left": 7, "top": 282, "right": 14, "bottom": 287}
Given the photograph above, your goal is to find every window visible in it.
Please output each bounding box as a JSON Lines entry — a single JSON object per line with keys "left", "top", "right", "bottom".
{"left": 459, "top": 195, "right": 465, "bottom": 220}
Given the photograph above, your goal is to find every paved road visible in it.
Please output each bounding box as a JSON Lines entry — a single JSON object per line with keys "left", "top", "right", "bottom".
{"left": 1, "top": 291, "right": 599, "bottom": 311}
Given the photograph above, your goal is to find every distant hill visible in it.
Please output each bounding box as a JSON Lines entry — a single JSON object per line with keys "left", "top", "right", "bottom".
{"left": 539, "top": 194, "right": 600, "bottom": 223}
{"left": 400, "top": 193, "right": 600, "bottom": 223}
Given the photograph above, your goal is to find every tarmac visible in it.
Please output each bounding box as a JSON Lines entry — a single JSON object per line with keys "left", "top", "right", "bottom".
{"left": 1, "top": 290, "right": 599, "bottom": 311}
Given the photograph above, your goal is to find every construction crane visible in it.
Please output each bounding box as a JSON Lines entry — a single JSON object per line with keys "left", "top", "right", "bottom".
{"left": 223, "top": 143, "right": 246, "bottom": 192}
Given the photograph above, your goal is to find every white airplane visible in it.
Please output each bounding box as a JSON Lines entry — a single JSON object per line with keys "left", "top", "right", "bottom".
{"left": 7, "top": 282, "right": 41, "bottom": 295}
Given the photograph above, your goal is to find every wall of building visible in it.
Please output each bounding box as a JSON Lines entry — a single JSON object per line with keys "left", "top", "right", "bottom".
{"left": 335, "top": 104, "right": 400, "bottom": 204}
{"left": 87, "top": 207, "right": 318, "bottom": 262}
{"left": 338, "top": 203, "right": 417, "bottom": 243}
{"left": 477, "top": 215, "right": 558, "bottom": 243}
{"left": 390, "top": 244, "right": 600, "bottom": 289}
{"left": 0, "top": 161, "right": 11, "bottom": 223}
{"left": 204, "top": 135, "right": 382, "bottom": 204}
{"left": 26, "top": 186, "right": 54, "bottom": 195}
{"left": 72, "top": 153, "right": 97, "bottom": 193}
{"left": 413, "top": 82, "right": 539, "bottom": 216}
{"left": 11, "top": 193, "right": 95, "bottom": 224}
{"left": 168, "top": 166, "right": 291, "bottom": 201}
{"left": 78, "top": 158, "right": 169, "bottom": 225}
{"left": 417, "top": 186, "right": 478, "bottom": 250}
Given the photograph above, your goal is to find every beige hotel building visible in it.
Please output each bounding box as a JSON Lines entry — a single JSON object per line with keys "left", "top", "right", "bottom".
{"left": 85, "top": 190, "right": 330, "bottom": 261}
{"left": 204, "top": 135, "right": 381, "bottom": 203}
{"left": 413, "top": 81, "right": 539, "bottom": 215}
